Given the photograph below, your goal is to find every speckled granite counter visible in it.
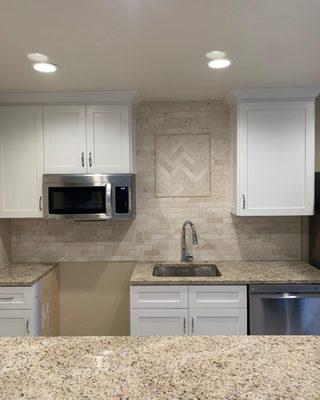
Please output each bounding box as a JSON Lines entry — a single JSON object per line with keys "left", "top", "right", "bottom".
{"left": 0, "top": 263, "right": 57, "bottom": 286}
{"left": 131, "top": 261, "right": 320, "bottom": 285}
{"left": 0, "top": 336, "right": 319, "bottom": 399}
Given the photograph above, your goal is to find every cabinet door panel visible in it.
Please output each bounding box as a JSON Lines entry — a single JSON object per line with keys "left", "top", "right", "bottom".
{"left": 239, "top": 101, "right": 314, "bottom": 215}
{"left": 0, "top": 309, "right": 34, "bottom": 337}
{"left": 86, "top": 105, "right": 130, "bottom": 173}
{"left": 189, "top": 309, "right": 247, "bottom": 336}
{"left": 0, "top": 106, "right": 43, "bottom": 217}
{"left": 44, "top": 105, "right": 86, "bottom": 173}
{"left": 130, "top": 309, "right": 188, "bottom": 336}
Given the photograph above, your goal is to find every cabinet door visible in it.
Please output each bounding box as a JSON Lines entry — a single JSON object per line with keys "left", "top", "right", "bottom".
{"left": 189, "top": 309, "right": 247, "bottom": 336}
{"left": 0, "top": 106, "right": 43, "bottom": 217}
{"left": 0, "top": 309, "right": 34, "bottom": 337}
{"left": 130, "top": 309, "right": 188, "bottom": 336}
{"left": 238, "top": 101, "right": 314, "bottom": 216}
{"left": 86, "top": 105, "right": 131, "bottom": 173}
{"left": 44, "top": 105, "right": 87, "bottom": 173}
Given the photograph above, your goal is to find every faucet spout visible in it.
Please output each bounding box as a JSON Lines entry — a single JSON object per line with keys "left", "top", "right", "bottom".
{"left": 181, "top": 220, "right": 199, "bottom": 263}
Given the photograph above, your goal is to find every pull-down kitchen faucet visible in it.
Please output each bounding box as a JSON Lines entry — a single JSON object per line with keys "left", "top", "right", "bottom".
{"left": 181, "top": 220, "right": 198, "bottom": 263}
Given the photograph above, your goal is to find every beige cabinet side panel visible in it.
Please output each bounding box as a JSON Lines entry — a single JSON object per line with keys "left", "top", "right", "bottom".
{"left": 39, "top": 268, "right": 60, "bottom": 336}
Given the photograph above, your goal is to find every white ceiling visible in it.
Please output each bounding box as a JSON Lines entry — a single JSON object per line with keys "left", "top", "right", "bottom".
{"left": 1, "top": 0, "right": 320, "bottom": 100}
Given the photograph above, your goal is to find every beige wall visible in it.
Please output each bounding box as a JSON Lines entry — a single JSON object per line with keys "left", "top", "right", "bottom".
{"left": 59, "top": 262, "right": 134, "bottom": 336}
{"left": 11, "top": 101, "right": 301, "bottom": 262}
{"left": 0, "top": 219, "right": 11, "bottom": 267}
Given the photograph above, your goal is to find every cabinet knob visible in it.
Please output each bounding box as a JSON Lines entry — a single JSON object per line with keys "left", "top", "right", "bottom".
{"left": 81, "top": 152, "right": 85, "bottom": 167}
{"left": 183, "top": 317, "right": 186, "bottom": 334}
{"left": 89, "top": 152, "right": 92, "bottom": 168}
{"left": 39, "top": 195, "right": 42, "bottom": 211}
{"left": 191, "top": 317, "right": 195, "bottom": 333}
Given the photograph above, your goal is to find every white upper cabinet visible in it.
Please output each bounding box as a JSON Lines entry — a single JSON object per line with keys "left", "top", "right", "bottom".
{"left": 0, "top": 106, "right": 43, "bottom": 217}
{"left": 44, "top": 105, "right": 87, "bottom": 173}
{"left": 44, "top": 104, "right": 133, "bottom": 174}
{"left": 225, "top": 88, "right": 318, "bottom": 216}
{"left": 86, "top": 105, "right": 130, "bottom": 173}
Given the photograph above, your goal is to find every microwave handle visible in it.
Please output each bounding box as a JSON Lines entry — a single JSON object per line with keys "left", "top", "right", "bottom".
{"left": 106, "top": 183, "right": 112, "bottom": 216}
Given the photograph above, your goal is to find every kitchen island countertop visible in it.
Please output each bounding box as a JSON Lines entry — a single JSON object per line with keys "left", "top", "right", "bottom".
{"left": 0, "top": 335, "right": 319, "bottom": 400}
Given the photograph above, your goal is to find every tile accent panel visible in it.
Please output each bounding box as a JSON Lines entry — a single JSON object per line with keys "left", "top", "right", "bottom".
{"left": 11, "top": 101, "right": 302, "bottom": 262}
{"left": 155, "top": 134, "right": 211, "bottom": 197}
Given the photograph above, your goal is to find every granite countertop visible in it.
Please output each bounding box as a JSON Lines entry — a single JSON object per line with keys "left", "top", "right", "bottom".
{"left": 0, "top": 263, "right": 57, "bottom": 286}
{"left": 0, "top": 335, "right": 319, "bottom": 399}
{"left": 130, "top": 261, "right": 320, "bottom": 285}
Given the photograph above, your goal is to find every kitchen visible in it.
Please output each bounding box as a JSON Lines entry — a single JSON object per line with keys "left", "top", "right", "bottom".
{"left": 1, "top": 1, "right": 320, "bottom": 399}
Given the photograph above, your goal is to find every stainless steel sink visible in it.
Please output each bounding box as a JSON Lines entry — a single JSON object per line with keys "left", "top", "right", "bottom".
{"left": 152, "top": 264, "right": 221, "bottom": 277}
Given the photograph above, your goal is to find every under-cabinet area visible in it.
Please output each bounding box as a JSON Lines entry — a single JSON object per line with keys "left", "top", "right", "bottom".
{"left": 130, "top": 285, "right": 248, "bottom": 336}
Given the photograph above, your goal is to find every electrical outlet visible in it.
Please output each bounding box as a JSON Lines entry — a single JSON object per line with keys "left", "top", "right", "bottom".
{"left": 261, "top": 228, "right": 271, "bottom": 242}
{"left": 136, "top": 231, "right": 144, "bottom": 243}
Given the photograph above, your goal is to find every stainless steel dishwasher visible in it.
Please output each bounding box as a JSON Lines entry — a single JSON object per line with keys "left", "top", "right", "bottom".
{"left": 249, "top": 285, "right": 320, "bottom": 335}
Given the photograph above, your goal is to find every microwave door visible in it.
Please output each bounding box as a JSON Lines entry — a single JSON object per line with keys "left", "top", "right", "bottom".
{"left": 47, "top": 185, "right": 109, "bottom": 220}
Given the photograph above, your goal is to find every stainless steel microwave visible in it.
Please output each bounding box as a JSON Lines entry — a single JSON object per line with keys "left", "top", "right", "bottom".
{"left": 43, "top": 174, "right": 136, "bottom": 220}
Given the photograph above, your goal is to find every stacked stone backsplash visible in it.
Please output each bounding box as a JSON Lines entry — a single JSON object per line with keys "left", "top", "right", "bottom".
{"left": 11, "top": 101, "right": 301, "bottom": 262}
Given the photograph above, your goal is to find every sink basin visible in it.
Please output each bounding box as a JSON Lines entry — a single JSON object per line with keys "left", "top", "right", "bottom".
{"left": 152, "top": 264, "right": 221, "bottom": 277}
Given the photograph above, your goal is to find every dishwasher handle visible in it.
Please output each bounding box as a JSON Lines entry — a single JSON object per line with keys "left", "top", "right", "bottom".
{"left": 250, "top": 292, "right": 320, "bottom": 299}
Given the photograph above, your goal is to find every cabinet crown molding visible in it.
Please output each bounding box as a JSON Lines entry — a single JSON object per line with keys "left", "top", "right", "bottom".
{"left": 224, "top": 87, "right": 320, "bottom": 105}
{"left": 0, "top": 90, "right": 141, "bottom": 106}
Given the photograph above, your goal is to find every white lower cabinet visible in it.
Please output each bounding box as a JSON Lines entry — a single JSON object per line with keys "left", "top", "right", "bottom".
{"left": 130, "top": 285, "right": 247, "bottom": 336}
{"left": 0, "top": 269, "right": 60, "bottom": 337}
{"left": 130, "top": 309, "right": 188, "bottom": 336}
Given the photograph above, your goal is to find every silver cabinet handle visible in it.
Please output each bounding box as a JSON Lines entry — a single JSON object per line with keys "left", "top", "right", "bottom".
{"left": 81, "top": 152, "right": 85, "bottom": 167}
{"left": 39, "top": 195, "right": 42, "bottom": 211}
{"left": 0, "top": 297, "right": 14, "bottom": 301}
{"left": 242, "top": 194, "right": 246, "bottom": 209}
{"left": 183, "top": 317, "right": 186, "bottom": 334}
{"left": 89, "top": 152, "right": 92, "bottom": 167}
{"left": 191, "top": 317, "right": 195, "bottom": 333}
{"left": 26, "top": 319, "right": 30, "bottom": 335}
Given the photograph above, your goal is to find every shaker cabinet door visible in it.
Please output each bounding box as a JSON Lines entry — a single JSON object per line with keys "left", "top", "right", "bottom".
{"left": 44, "top": 105, "right": 87, "bottom": 173}
{"left": 86, "top": 105, "right": 131, "bottom": 173}
{"left": 0, "top": 309, "right": 34, "bottom": 337}
{"left": 0, "top": 106, "right": 43, "bottom": 217}
{"left": 237, "top": 101, "right": 314, "bottom": 216}
{"left": 189, "top": 308, "right": 247, "bottom": 336}
{"left": 130, "top": 309, "right": 188, "bottom": 336}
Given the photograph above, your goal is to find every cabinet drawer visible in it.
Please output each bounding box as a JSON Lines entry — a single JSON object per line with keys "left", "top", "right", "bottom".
{"left": 0, "top": 287, "right": 36, "bottom": 310}
{"left": 130, "top": 286, "right": 188, "bottom": 309}
{"left": 189, "top": 286, "right": 247, "bottom": 309}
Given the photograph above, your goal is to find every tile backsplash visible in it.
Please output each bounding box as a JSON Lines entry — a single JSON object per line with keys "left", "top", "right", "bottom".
{"left": 11, "top": 101, "right": 302, "bottom": 262}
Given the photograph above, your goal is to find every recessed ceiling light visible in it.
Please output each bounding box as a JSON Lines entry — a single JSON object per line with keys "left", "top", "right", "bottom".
{"left": 32, "top": 62, "right": 60, "bottom": 73}
{"left": 27, "top": 52, "right": 49, "bottom": 62}
{"left": 208, "top": 58, "right": 232, "bottom": 69}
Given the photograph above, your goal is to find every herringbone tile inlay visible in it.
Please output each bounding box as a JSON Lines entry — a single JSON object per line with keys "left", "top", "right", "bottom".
{"left": 155, "top": 134, "right": 211, "bottom": 197}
